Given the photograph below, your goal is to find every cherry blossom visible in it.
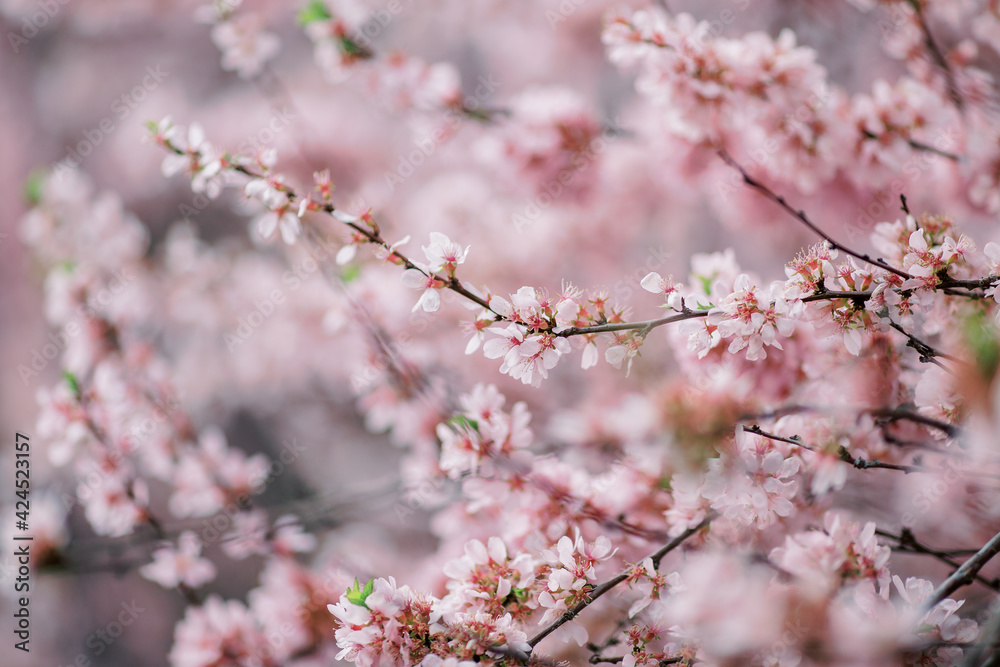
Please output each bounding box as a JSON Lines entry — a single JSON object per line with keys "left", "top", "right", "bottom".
{"left": 211, "top": 12, "right": 280, "bottom": 79}
{"left": 169, "top": 595, "right": 273, "bottom": 667}
{"left": 421, "top": 232, "right": 469, "bottom": 275}
{"left": 537, "top": 531, "right": 616, "bottom": 640}
{"left": 640, "top": 271, "right": 684, "bottom": 310}
{"left": 141, "top": 531, "right": 217, "bottom": 589}
{"left": 401, "top": 267, "right": 445, "bottom": 312}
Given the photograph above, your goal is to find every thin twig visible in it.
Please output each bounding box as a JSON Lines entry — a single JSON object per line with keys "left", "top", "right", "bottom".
{"left": 887, "top": 321, "right": 961, "bottom": 366}
{"left": 717, "top": 149, "right": 914, "bottom": 280}
{"left": 802, "top": 290, "right": 873, "bottom": 303}
{"left": 867, "top": 408, "right": 960, "bottom": 438}
{"left": 906, "top": 0, "right": 965, "bottom": 111}
{"left": 746, "top": 424, "right": 926, "bottom": 474}
{"left": 862, "top": 130, "right": 962, "bottom": 161}
{"left": 555, "top": 309, "right": 707, "bottom": 337}
{"left": 527, "top": 517, "right": 711, "bottom": 650}
{"left": 907, "top": 138, "right": 962, "bottom": 160}
{"left": 877, "top": 528, "right": 1000, "bottom": 593}
{"left": 744, "top": 425, "right": 815, "bottom": 451}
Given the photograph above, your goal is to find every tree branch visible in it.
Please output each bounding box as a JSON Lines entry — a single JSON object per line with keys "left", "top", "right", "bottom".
{"left": 925, "top": 529, "right": 1000, "bottom": 609}
{"left": 745, "top": 424, "right": 927, "bottom": 474}
{"left": 867, "top": 408, "right": 960, "bottom": 438}
{"left": 717, "top": 149, "right": 914, "bottom": 280}
{"left": 887, "top": 320, "right": 961, "bottom": 366}
{"left": 877, "top": 528, "right": 1000, "bottom": 593}
{"left": 527, "top": 517, "right": 711, "bottom": 651}
{"left": 555, "top": 309, "right": 708, "bottom": 337}
{"left": 905, "top": 0, "right": 965, "bottom": 111}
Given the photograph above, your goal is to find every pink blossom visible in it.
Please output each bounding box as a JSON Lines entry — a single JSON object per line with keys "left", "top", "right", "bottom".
{"left": 641, "top": 271, "right": 684, "bottom": 310}
{"left": 401, "top": 268, "right": 445, "bottom": 312}
{"left": 422, "top": 232, "right": 469, "bottom": 274}
{"left": 141, "top": 531, "right": 217, "bottom": 589}
{"left": 222, "top": 510, "right": 269, "bottom": 560}
{"left": 169, "top": 595, "right": 272, "bottom": 667}
{"left": 211, "top": 13, "right": 280, "bottom": 79}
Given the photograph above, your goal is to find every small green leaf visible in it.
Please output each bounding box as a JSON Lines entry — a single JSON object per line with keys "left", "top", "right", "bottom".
{"left": 297, "top": 0, "right": 331, "bottom": 26}
{"left": 345, "top": 577, "right": 375, "bottom": 608}
{"left": 24, "top": 168, "right": 45, "bottom": 206}
{"left": 63, "top": 371, "right": 80, "bottom": 398}
{"left": 462, "top": 106, "right": 494, "bottom": 123}
{"left": 341, "top": 264, "right": 361, "bottom": 283}
{"left": 448, "top": 414, "right": 479, "bottom": 433}
{"left": 963, "top": 310, "right": 1000, "bottom": 380}
{"left": 339, "top": 36, "right": 368, "bottom": 58}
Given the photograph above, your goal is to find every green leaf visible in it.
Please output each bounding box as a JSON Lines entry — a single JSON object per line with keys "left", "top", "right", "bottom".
{"left": 24, "top": 168, "right": 45, "bottom": 206}
{"left": 963, "top": 310, "right": 999, "bottom": 380}
{"left": 63, "top": 371, "right": 80, "bottom": 398}
{"left": 341, "top": 264, "right": 361, "bottom": 283}
{"left": 297, "top": 0, "right": 331, "bottom": 26}
{"left": 345, "top": 577, "right": 375, "bottom": 608}
{"left": 448, "top": 414, "right": 479, "bottom": 433}
{"left": 339, "top": 36, "right": 368, "bottom": 58}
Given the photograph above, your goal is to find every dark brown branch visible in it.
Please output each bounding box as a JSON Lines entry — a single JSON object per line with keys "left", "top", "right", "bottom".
{"left": 939, "top": 273, "right": 1000, "bottom": 291}
{"left": 802, "top": 290, "right": 873, "bottom": 303}
{"left": 717, "top": 149, "right": 914, "bottom": 280}
{"left": 744, "top": 425, "right": 814, "bottom": 451}
{"left": 907, "top": 138, "right": 962, "bottom": 161}
{"left": 877, "top": 528, "right": 1000, "bottom": 593}
{"left": 745, "top": 425, "right": 926, "bottom": 474}
{"left": 887, "top": 321, "right": 961, "bottom": 365}
{"left": 837, "top": 452, "right": 924, "bottom": 474}
{"left": 861, "top": 129, "right": 962, "bottom": 161}
{"left": 749, "top": 424, "right": 1000, "bottom": 483}
{"left": 867, "top": 408, "right": 960, "bottom": 438}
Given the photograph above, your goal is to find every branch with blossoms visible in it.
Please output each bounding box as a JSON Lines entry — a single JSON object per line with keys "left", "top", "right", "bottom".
{"left": 153, "top": 119, "right": 1000, "bottom": 392}
{"left": 525, "top": 517, "right": 712, "bottom": 654}
{"left": 297, "top": 0, "right": 509, "bottom": 124}
{"left": 743, "top": 424, "right": 1000, "bottom": 479}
